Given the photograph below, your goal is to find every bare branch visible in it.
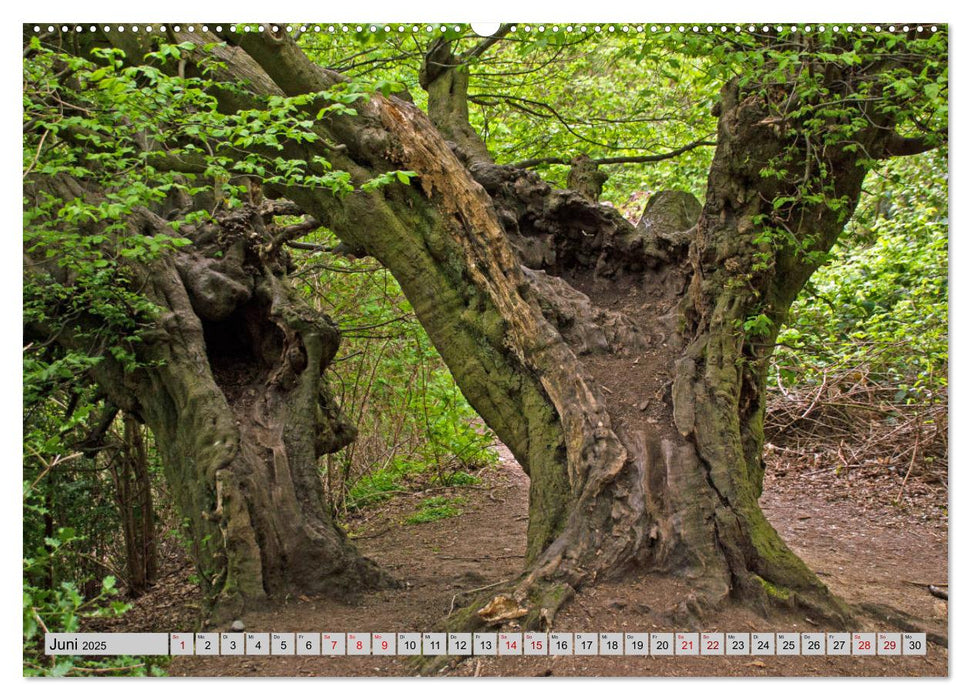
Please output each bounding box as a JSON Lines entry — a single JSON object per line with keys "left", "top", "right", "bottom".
{"left": 270, "top": 217, "right": 323, "bottom": 248}
{"left": 510, "top": 138, "right": 717, "bottom": 169}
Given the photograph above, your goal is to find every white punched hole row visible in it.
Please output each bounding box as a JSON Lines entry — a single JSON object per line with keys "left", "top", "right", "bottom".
{"left": 31, "top": 24, "right": 940, "bottom": 35}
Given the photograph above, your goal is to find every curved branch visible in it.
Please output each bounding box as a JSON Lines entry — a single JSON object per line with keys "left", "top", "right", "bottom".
{"left": 459, "top": 24, "right": 515, "bottom": 63}
{"left": 511, "top": 137, "right": 717, "bottom": 169}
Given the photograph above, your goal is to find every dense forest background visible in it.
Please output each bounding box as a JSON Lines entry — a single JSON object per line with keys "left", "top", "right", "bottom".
{"left": 22, "top": 23, "right": 946, "bottom": 675}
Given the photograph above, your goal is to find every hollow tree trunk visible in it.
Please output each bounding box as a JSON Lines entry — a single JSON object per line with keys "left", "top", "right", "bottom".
{"left": 456, "top": 80, "right": 883, "bottom": 623}
{"left": 223, "top": 31, "right": 842, "bottom": 621}
{"left": 123, "top": 208, "right": 386, "bottom": 616}
{"left": 25, "top": 177, "right": 388, "bottom": 615}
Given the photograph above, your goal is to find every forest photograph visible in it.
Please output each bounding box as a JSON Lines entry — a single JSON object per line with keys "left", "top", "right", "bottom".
{"left": 21, "top": 20, "right": 948, "bottom": 678}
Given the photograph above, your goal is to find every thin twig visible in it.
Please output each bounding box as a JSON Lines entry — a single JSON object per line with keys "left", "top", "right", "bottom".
{"left": 895, "top": 420, "right": 923, "bottom": 503}
{"left": 23, "top": 129, "right": 50, "bottom": 177}
{"left": 448, "top": 577, "right": 518, "bottom": 615}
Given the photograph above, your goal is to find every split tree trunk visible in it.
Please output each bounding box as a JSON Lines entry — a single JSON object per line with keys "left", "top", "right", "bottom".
{"left": 222, "top": 30, "right": 885, "bottom": 624}
{"left": 56, "top": 27, "right": 918, "bottom": 622}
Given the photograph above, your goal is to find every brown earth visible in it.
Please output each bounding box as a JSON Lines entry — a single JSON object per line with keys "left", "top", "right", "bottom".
{"left": 96, "top": 440, "right": 947, "bottom": 678}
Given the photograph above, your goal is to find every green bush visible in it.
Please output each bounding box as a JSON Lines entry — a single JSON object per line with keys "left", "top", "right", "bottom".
{"left": 773, "top": 150, "right": 947, "bottom": 401}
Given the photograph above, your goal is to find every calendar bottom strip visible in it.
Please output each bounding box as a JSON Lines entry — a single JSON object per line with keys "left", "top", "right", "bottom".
{"left": 45, "top": 631, "right": 927, "bottom": 657}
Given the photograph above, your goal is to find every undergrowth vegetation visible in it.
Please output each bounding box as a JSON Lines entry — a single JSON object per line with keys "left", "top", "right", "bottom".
{"left": 766, "top": 150, "right": 948, "bottom": 490}
{"left": 290, "top": 232, "right": 498, "bottom": 514}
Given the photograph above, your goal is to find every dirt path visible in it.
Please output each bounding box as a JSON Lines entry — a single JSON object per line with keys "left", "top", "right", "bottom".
{"left": 153, "top": 444, "right": 948, "bottom": 677}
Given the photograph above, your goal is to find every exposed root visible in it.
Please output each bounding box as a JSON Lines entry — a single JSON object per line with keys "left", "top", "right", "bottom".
{"left": 857, "top": 602, "right": 948, "bottom": 648}
{"left": 661, "top": 567, "right": 854, "bottom": 631}
{"left": 407, "top": 577, "right": 575, "bottom": 675}
{"left": 739, "top": 569, "right": 856, "bottom": 628}
{"left": 405, "top": 564, "right": 884, "bottom": 676}
{"left": 790, "top": 587, "right": 855, "bottom": 627}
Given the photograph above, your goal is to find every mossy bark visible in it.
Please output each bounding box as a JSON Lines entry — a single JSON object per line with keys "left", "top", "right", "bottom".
{"left": 57, "top": 206, "right": 388, "bottom": 617}
{"left": 73, "top": 28, "right": 916, "bottom": 625}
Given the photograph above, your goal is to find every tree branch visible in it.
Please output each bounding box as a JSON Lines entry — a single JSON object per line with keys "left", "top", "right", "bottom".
{"left": 270, "top": 217, "right": 323, "bottom": 248}
{"left": 460, "top": 24, "right": 515, "bottom": 63}
{"left": 286, "top": 241, "right": 337, "bottom": 253}
{"left": 510, "top": 138, "right": 717, "bottom": 169}
{"left": 882, "top": 132, "right": 942, "bottom": 158}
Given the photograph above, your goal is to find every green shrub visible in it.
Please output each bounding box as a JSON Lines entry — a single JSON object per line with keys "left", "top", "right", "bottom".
{"left": 773, "top": 150, "right": 947, "bottom": 401}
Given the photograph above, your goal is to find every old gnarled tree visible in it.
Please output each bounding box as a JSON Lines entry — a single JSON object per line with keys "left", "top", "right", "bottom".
{"left": 23, "top": 25, "right": 946, "bottom": 625}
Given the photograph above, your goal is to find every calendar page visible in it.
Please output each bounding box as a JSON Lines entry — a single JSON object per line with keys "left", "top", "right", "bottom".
{"left": 21, "top": 3, "right": 950, "bottom": 682}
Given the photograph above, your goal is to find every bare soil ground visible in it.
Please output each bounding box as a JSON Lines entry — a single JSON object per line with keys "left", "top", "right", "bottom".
{"left": 99, "top": 441, "right": 947, "bottom": 678}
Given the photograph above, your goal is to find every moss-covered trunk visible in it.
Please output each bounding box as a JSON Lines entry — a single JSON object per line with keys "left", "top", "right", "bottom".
{"left": 85, "top": 207, "right": 385, "bottom": 617}
{"left": 73, "top": 27, "right": 913, "bottom": 625}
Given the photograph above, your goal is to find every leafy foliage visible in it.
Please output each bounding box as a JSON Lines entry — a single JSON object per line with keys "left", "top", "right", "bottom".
{"left": 471, "top": 31, "right": 719, "bottom": 199}
{"left": 774, "top": 150, "right": 948, "bottom": 398}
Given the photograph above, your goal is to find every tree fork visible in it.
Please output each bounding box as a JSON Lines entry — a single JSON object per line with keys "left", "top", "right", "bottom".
{"left": 58, "top": 27, "right": 939, "bottom": 628}
{"left": 222, "top": 30, "right": 864, "bottom": 621}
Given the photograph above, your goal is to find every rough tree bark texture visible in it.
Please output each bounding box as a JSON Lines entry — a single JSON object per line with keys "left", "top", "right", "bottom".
{"left": 122, "top": 208, "right": 387, "bottom": 615}
{"left": 25, "top": 171, "right": 386, "bottom": 616}
{"left": 55, "top": 27, "right": 920, "bottom": 623}
{"left": 216, "top": 29, "right": 871, "bottom": 624}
